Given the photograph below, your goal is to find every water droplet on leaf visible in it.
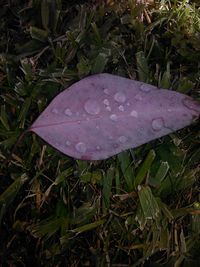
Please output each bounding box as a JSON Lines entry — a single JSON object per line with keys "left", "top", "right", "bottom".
{"left": 118, "top": 136, "right": 127, "bottom": 143}
{"left": 135, "top": 94, "right": 142, "bottom": 101}
{"left": 110, "top": 114, "right": 118, "bottom": 121}
{"left": 114, "top": 92, "right": 126, "bottom": 103}
{"left": 140, "top": 84, "right": 151, "bottom": 92}
{"left": 84, "top": 99, "right": 100, "bottom": 115}
{"left": 103, "top": 99, "right": 109, "bottom": 105}
{"left": 52, "top": 108, "right": 58, "bottom": 114}
{"left": 106, "top": 106, "right": 111, "bottom": 111}
{"left": 118, "top": 105, "right": 124, "bottom": 111}
{"left": 130, "top": 110, "right": 138, "bottom": 117}
{"left": 66, "top": 140, "right": 71, "bottom": 146}
{"left": 152, "top": 118, "right": 164, "bottom": 131}
{"left": 64, "top": 108, "right": 72, "bottom": 116}
{"left": 104, "top": 88, "right": 110, "bottom": 95}
{"left": 113, "top": 143, "right": 119, "bottom": 148}
{"left": 75, "top": 142, "right": 87, "bottom": 153}
{"left": 182, "top": 98, "right": 200, "bottom": 112}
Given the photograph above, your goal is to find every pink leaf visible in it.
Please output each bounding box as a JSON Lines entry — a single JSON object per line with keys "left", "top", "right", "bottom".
{"left": 29, "top": 73, "right": 200, "bottom": 160}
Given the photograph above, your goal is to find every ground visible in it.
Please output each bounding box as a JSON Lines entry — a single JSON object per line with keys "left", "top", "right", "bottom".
{"left": 0, "top": 1, "right": 200, "bottom": 266}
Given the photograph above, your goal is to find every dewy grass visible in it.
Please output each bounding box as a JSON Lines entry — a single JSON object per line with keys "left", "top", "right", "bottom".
{"left": 0, "top": 1, "right": 200, "bottom": 266}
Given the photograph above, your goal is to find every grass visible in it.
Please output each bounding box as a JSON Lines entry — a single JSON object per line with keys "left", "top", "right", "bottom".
{"left": 0, "top": 0, "right": 200, "bottom": 266}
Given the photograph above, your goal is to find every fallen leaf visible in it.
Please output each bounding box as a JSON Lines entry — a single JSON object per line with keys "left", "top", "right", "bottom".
{"left": 29, "top": 73, "right": 200, "bottom": 160}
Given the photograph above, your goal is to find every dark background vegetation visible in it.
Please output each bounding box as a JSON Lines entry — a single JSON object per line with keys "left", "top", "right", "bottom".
{"left": 0, "top": 0, "right": 200, "bottom": 266}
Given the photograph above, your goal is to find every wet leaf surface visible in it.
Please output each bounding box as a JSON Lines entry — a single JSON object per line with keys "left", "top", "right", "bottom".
{"left": 30, "top": 73, "right": 200, "bottom": 160}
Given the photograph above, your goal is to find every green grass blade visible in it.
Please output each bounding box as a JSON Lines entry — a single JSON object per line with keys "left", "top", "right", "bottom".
{"left": 41, "top": 0, "right": 49, "bottom": 31}
{"left": 138, "top": 185, "right": 160, "bottom": 220}
{"left": 17, "top": 97, "right": 32, "bottom": 129}
{"left": 92, "top": 52, "right": 108, "bottom": 74}
{"left": 0, "top": 174, "right": 29, "bottom": 224}
{"left": 134, "top": 149, "right": 156, "bottom": 189}
{"left": 136, "top": 51, "right": 149, "bottom": 83}
{"left": 118, "top": 151, "right": 134, "bottom": 191}
{"left": 0, "top": 105, "right": 10, "bottom": 130}
{"left": 149, "top": 161, "right": 169, "bottom": 187}
{"left": 60, "top": 219, "right": 105, "bottom": 244}
{"left": 103, "top": 167, "right": 114, "bottom": 211}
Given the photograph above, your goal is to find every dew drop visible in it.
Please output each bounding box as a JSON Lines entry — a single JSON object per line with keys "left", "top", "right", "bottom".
{"left": 138, "top": 185, "right": 142, "bottom": 191}
{"left": 152, "top": 118, "right": 164, "bottom": 131}
{"left": 118, "top": 105, "right": 124, "bottom": 112}
{"left": 103, "top": 99, "right": 109, "bottom": 106}
{"left": 167, "top": 108, "right": 172, "bottom": 112}
{"left": 96, "top": 146, "right": 101, "bottom": 150}
{"left": 75, "top": 142, "right": 87, "bottom": 153}
{"left": 113, "top": 143, "right": 119, "bottom": 148}
{"left": 130, "top": 110, "right": 138, "bottom": 117}
{"left": 96, "top": 125, "right": 100, "bottom": 130}
{"left": 84, "top": 99, "right": 100, "bottom": 115}
{"left": 106, "top": 106, "right": 111, "bottom": 112}
{"left": 135, "top": 94, "right": 142, "bottom": 101}
{"left": 108, "top": 136, "right": 113, "bottom": 140}
{"left": 52, "top": 108, "right": 58, "bottom": 114}
{"left": 104, "top": 88, "right": 110, "bottom": 95}
{"left": 114, "top": 92, "right": 126, "bottom": 103}
{"left": 64, "top": 108, "right": 72, "bottom": 116}
{"left": 182, "top": 97, "right": 200, "bottom": 112}
{"left": 126, "top": 102, "right": 130, "bottom": 106}
{"left": 140, "top": 84, "right": 151, "bottom": 92}
{"left": 66, "top": 140, "right": 71, "bottom": 146}
{"left": 110, "top": 114, "right": 118, "bottom": 121}
{"left": 118, "top": 136, "right": 128, "bottom": 143}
